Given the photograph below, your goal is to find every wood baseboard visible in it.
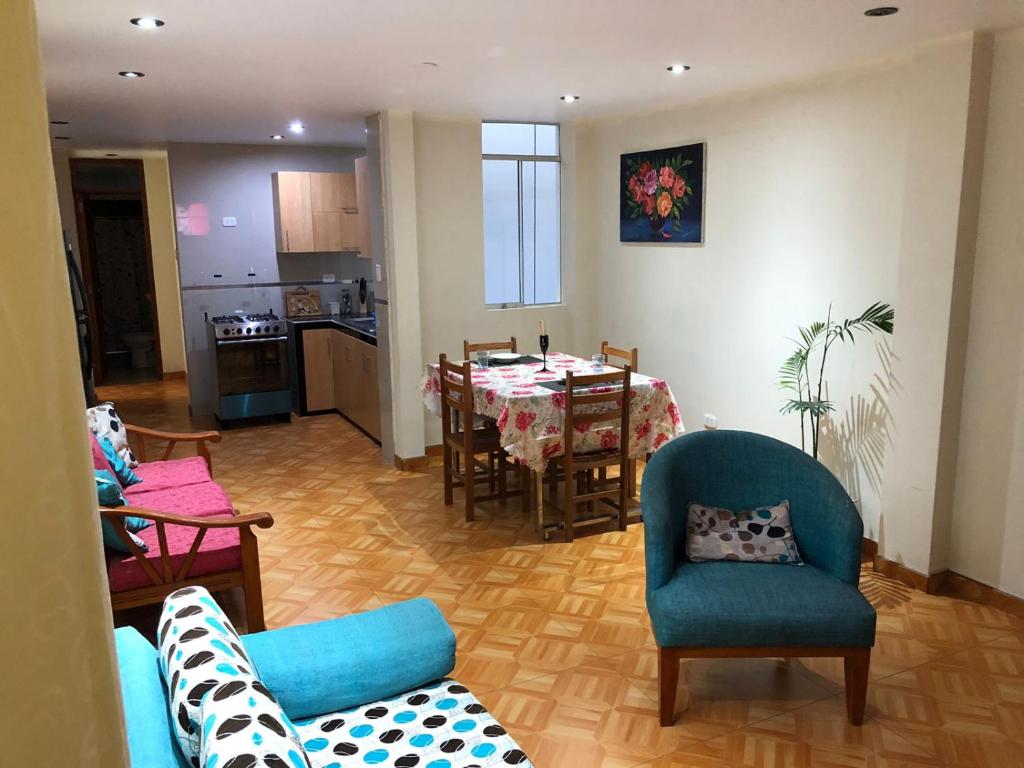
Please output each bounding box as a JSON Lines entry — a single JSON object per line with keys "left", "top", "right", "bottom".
{"left": 866, "top": 544, "right": 1024, "bottom": 617}
{"left": 425, "top": 444, "right": 443, "bottom": 457}
{"left": 860, "top": 537, "right": 878, "bottom": 559}
{"left": 933, "top": 570, "right": 1024, "bottom": 619}
{"left": 394, "top": 454, "right": 430, "bottom": 472}
{"left": 162, "top": 371, "right": 186, "bottom": 381}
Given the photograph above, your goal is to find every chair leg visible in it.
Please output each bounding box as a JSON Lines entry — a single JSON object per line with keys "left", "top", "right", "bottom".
{"left": 520, "top": 464, "right": 530, "bottom": 515}
{"left": 442, "top": 444, "right": 454, "bottom": 506}
{"left": 464, "top": 461, "right": 475, "bottom": 523}
{"left": 586, "top": 469, "right": 595, "bottom": 515}
{"left": 497, "top": 452, "right": 507, "bottom": 498}
{"left": 618, "top": 470, "right": 628, "bottom": 531}
{"left": 564, "top": 469, "right": 576, "bottom": 543}
{"left": 488, "top": 454, "right": 496, "bottom": 493}
{"left": 628, "top": 458, "right": 638, "bottom": 499}
{"left": 658, "top": 646, "right": 679, "bottom": 727}
{"left": 844, "top": 648, "right": 870, "bottom": 725}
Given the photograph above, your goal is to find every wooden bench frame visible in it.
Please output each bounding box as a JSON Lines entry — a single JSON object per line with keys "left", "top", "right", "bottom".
{"left": 103, "top": 425, "right": 273, "bottom": 632}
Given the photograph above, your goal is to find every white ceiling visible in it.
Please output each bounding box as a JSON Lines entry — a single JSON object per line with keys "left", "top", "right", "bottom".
{"left": 36, "top": 0, "right": 1024, "bottom": 149}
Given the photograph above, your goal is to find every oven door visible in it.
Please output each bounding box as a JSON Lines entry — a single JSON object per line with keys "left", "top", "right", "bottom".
{"left": 215, "top": 336, "right": 289, "bottom": 396}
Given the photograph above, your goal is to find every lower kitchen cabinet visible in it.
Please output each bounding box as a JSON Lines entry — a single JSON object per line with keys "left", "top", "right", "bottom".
{"left": 303, "top": 326, "right": 381, "bottom": 441}
{"left": 303, "top": 329, "right": 335, "bottom": 412}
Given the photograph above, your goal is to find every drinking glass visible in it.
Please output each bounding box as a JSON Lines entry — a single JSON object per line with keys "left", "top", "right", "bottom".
{"left": 476, "top": 350, "right": 490, "bottom": 368}
{"left": 591, "top": 353, "right": 605, "bottom": 371}
{"left": 539, "top": 334, "right": 550, "bottom": 372}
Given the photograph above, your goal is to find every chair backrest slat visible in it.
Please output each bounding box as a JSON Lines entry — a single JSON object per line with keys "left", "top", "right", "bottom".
{"left": 464, "top": 336, "right": 517, "bottom": 359}
{"left": 563, "top": 366, "right": 632, "bottom": 460}
{"left": 439, "top": 354, "right": 475, "bottom": 439}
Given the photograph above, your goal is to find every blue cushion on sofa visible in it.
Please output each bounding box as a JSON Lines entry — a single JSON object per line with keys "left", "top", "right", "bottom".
{"left": 114, "top": 627, "right": 188, "bottom": 768}
{"left": 95, "top": 470, "right": 150, "bottom": 554}
{"left": 242, "top": 597, "right": 456, "bottom": 721}
{"left": 647, "top": 560, "right": 876, "bottom": 648}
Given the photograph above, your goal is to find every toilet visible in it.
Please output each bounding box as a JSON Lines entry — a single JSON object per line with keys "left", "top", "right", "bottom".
{"left": 123, "top": 331, "right": 155, "bottom": 369}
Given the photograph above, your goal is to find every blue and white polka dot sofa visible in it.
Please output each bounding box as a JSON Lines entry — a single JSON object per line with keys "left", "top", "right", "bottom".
{"left": 115, "top": 589, "right": 532, "bottom": 768}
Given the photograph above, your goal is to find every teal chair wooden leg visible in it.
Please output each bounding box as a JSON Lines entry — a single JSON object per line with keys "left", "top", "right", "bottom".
{"left": 658, "top": 645, "right": 871, "bottom": 727}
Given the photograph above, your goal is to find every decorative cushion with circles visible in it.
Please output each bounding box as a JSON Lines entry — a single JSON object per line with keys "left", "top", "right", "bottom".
{"left": 294, "top": 678, "right": 533, "bottom": 768}
{"left": 88, "top": 401, "right": 139, "bottom": 467}
{"left": 158, "top": 587, "right": 311, "bottom": 768}
{"left": 686, "top": 500, "right": 803, "bottom": 565}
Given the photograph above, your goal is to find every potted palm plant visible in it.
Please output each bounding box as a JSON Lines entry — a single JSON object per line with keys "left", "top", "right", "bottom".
{"left": 778, "top": 302, "right": 894, "bottom": 459}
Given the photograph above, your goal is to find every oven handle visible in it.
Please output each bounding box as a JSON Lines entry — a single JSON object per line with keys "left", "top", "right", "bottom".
{"left": 216, "top": 336, "right": 288, "bottom": 345}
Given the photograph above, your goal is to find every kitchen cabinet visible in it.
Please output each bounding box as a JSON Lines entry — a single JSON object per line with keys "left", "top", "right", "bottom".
{"left": 273, "top": 171, "right": 362, "bottom": 254}
{"left": 354, "top": 157, "right": 373, "bottom": 261}
{"left": 300, "top": 326, "right": 381, "bottom": 441}
{"left": 302, "top": 329, "right": 334, "bottom": 411}
{"left": 272, "top": 171, "right": 314, "bottom": 253}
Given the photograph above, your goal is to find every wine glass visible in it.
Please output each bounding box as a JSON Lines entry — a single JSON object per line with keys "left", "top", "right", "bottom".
{"left": 539, "top": 334, "right": 550, "bottom": 372}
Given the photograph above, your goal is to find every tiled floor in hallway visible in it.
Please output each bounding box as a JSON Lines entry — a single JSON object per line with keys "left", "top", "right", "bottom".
{"left": 99, "top": 378, "right": 1024, "bottom": 768}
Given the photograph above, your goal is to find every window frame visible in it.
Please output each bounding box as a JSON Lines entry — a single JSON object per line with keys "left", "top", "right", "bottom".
{"left": 482, "top": 120, "right": 562, "bottom": 310}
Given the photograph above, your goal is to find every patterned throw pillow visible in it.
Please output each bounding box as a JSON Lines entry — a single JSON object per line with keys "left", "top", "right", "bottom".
{"left": 98, "top": 434, "right": 142, "bottom": 487}
{"left": 686, "top": 500, "right": 803, "bottom": 565}
{"left": 158, "top": 587, "right": 310, "bottom": 768}
{"left": 88, "top": 401, "right": 139, "bottom": 467}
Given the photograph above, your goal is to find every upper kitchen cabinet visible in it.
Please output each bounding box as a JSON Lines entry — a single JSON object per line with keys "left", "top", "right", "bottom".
{"left": 272, "top": 170, "right": 365, "bottom": 254}
{"left": 354, "top": 157, "right": 373, "bottom": 261}
{"left": 272, "top": 171, "right": 314, "bottom": 253}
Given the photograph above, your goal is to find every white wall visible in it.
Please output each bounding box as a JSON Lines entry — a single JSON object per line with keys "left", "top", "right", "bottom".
{"left": 950, "top": 26, "right": 1024, "bottom": 597}
{"left": 572, "top": 59, "right": 913, "bottom": 537}
{"left": 1, "top": 0, "right": 129, "bottom": 763}
{"left": 414, "top": 115, "right": 579, "bottom": 446}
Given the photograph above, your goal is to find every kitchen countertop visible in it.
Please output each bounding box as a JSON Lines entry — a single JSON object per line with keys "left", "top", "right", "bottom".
{"left": 287, "top": 314, "right": 377, "bottom": 345}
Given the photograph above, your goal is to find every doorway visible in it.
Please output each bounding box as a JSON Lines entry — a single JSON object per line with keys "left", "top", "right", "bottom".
{"left": 71, "top": 159, "right": 162, "bottom": 385}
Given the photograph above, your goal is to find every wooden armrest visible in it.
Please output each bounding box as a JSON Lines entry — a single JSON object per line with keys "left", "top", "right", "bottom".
{"left": 100, "top": 506, "right": 274, "bottom": 530}
{"left": 125, "top": 424, "right": 222, "bottom": 443}
{"left": 124, "top": 423, "right": 221, "bottom": 474}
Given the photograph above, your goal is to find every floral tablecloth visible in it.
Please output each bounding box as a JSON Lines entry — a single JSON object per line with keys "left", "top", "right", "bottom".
{"left": 421, "top": 352, "right": 685, "bottom": 472}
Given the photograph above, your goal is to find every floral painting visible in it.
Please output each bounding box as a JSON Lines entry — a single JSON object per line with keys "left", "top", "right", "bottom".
{"left": 620, "top": 141, "right": 705, "bottom": 244}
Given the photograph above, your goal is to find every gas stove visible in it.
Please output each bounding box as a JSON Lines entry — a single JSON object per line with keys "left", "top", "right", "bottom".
{"left": 207, "top": 311, "right": 285, "bottom": 339}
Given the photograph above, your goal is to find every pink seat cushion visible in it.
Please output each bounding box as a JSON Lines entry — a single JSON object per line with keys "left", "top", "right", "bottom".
{"left": 106, "top": 524, "right": 242, "bottom": 592}
{"left": 130, "top": 456, "right": 212, "bottom": 492}
{"left": 124, "top": 481, "right": 234, "bottom": 518}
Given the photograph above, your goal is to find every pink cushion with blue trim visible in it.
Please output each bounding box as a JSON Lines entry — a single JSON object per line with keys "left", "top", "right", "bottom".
{"left": 129, "top": 456, "right": 212, "bottom": 492}
{"left": 124, "top": 480, "right": 234, "bottom": 519}
{"left": 106, "top": 525, "right": 242, "bottom": 592}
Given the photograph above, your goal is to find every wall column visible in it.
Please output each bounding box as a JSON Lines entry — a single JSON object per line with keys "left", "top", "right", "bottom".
{"left": 0, "top": 0, "right": 129, "bottom": 765}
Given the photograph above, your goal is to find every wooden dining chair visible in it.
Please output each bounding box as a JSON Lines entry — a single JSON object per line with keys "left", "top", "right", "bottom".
{"left": 439, "top": 354, "right": 521, "bottom": 522}
{"left": 464, "top": 336, "right": 517, "bottom": 360}
{"left": 601, "top": 340, "right": 638, "bottom": 371}
{"left": 547, "top": 367, "right": 632, "bottom": 541}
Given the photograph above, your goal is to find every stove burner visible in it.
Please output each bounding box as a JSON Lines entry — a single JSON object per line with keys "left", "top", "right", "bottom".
{"left": 245, "top": 313, "right": 280, "bottom": 322}
{"left": 211, "top": 315, "right": 244, "bottom": 324}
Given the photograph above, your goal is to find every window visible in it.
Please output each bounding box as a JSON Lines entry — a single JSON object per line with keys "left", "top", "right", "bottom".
{"left": 482, "top": 122, "right": 561, "bottom": 307}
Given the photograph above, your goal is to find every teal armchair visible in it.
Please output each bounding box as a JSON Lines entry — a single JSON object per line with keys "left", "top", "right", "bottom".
{"left": 642, "top": 430, "right": 876, "bottom": 726}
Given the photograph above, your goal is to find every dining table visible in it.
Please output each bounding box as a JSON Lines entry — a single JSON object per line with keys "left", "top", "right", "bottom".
{"left": 421, "top": 352, "right": 685, "bottom": 531}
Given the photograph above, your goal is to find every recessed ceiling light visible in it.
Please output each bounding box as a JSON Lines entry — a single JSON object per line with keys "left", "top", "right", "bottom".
{"left": 421, "top": 61, "right": 439, "bottom": 67}
{"left": 560, "top": 94, "right": 580, "bottom": 103}
{"left": 289, "top": 121, "right": 305, "bottom": 134}
{"left": 864, "top": 6, "right": 898, "bottom": 16}
{"left": 118, "top": 71, "right": 145, "bottom": 78}
{"left": 50, "top": 119, "right": 69, "bottom": 125}
{"left": 53, "top": 136, "right": 71, "bottom": 141}
{"left": 130, "top": 17, "right": 165, "bottom": 29}
{"left": 667, "top": 64, "right": 691, "bottom": 74}
{"left": 105, "top": 153, "right": 120, "bottom": 157}
{"left": 270, "top": 134, "right": 284, "bottom": 141}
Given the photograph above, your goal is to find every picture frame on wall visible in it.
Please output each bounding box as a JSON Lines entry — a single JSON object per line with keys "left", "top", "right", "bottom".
{"left": 620, "top": 141, "right": 705, "bottom": 245}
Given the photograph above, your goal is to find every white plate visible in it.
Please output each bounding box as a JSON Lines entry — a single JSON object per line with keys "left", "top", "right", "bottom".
{"left": 490, "top": 352, "right": 521, "bottom": 361}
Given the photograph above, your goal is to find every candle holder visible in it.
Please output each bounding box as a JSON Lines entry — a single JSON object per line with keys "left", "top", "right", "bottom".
{"left": 538, "top": 334, "right": 550, "bottom": 372}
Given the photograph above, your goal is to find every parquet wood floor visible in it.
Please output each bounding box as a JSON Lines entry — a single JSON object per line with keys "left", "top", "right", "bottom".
{"left": 98, "top": 379, "right": 1024, "bottom": 768}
